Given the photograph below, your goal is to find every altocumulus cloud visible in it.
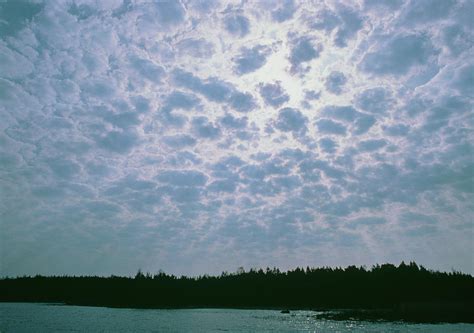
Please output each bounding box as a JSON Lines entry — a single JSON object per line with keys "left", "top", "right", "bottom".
{"left": 0, "top": 0, "right": 472, "bottom": 277}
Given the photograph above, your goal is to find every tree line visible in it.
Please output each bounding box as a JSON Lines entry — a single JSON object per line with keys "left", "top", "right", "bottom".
{"left": 1, "top": 262, "right": 473, "bottom": 311}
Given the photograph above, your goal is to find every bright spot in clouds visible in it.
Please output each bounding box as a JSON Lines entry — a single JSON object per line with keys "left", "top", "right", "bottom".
{"left": 0, "top": 0, "right": 473, "bottom": 277}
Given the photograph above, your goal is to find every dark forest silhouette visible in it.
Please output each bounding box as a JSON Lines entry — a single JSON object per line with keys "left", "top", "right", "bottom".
{"left": 1, "top": 262, "right": 473, "bottom": 323}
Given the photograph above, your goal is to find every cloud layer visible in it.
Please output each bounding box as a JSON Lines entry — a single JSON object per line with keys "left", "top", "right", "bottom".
{"left": 0, "top": 0, "right": 472, "bottom": 277}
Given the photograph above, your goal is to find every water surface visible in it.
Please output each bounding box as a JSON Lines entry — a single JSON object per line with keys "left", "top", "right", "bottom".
{"left": 1, "top": 303, "right": 472, "bottom": 332}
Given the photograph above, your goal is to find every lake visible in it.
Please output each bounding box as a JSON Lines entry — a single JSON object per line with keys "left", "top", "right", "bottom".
{"left": 1, "top": 303, "right": 473, "bottom": 332}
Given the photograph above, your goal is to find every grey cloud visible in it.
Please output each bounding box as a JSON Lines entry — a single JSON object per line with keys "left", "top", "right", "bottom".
{"left": 220, "top": 114, "right": 247, "bottom": 129}
{"left": 451, "top": 64, "right": 474, "bottom": 97}
{"left": 140, "top": 1, "right": 185, "bottom": 29}
{"left": 211, "top": 156, "right": 244, "bottom": 178}
{"left": 400, "top": 212, "right": 437, "bottom": 226}
{"left": 159, "top": 91, "right": 200, "bottom": 127}
{"left": 422, "top": 95, "right": 471, "bottom": 132}
{"left": 172, "top": 69, "right": 255, "bottom": 111}
{"left": 316, "top": 119, "right": 347, "bottom": 135}
{"left": 306, "top": 160, "right": 346, "bottom": 180}
{"left": 129, "top": 56, "right": 165, "bottom": 84}
{"left": 259, "top": 82, "right": 289, "bottom": 107}
{"left": 241, "top": 165, "right": 266, "bottom": 181}
{"left": 309, "top": 6, "right": 363, "bottom": 47}
{"left": 161, "top": 186, "right": 202, "bottom": 204}
{"left": 271, "top": 0, "right": 296, "bottom": 22}
{"left": 104, "top": 112, "right": 140, "bottom": 129}
{"left": 108, "top": 175, "right": 156, "bottom": 193}
{"left": 321, "top": 105, "right": 360, "bottom": 122}
{"left": 334, "top": 6, "right": 364, "bottom": 47}
{"left": 355, "top": 87, "right": 393, "bottom": 114}
{"left": 162, "top": 134, "right": 196, "bottom": 148}
{"left": 208, "top": 179, "right": 238, "bottom": 193}
{"left": 310, "top": 9, "right": 340, "bottom": 31}
{"left": 289, "top": 37, "right": 322, "bottom": 71}
{"left": 274, "top": 107, "right": 308, "bottom": 135}
{"left": 305, "top": 90, "right": 321, "bottom": 100}
{"left": 349, "top": 216, "right": 386, "bottom": 227}
{"left": 0, "top": 44, "right": 34, "bottom": 79}
{"left": 272, "top": 175, "right": 301, "bottom": 191}
{"left": 364, "top": 0, "right": 404, "bottom": 10}
{"left": 358, "top": 139, "right": 387, "bottom": 152}
{"left": 96, "top": 130, "right": 139, "bottom": 154}
{"left": 168, "top": 151, "right": 202, "bottom": 167}
{"left": 81, "top": 79, "right": 115, "bottom": 99}
{"left": 360, "top": 33, "right": 439, "bottom": 76}
{"left": 131, "top": 96, "right": 150, "bottom": 113}
{"left": 68, "top": 3, "right": 95, "bottom": 20}
{"left": 353, "top": 115, "right": 376, "bottom": 135}
{"left": 84, "top": 200, "right": 122, "bottom": 219}
{"left": 0, "top": 1, "right": 43, "bottom": 37}
{"left": 173, "top": 69, "right": 232, "bottom": 102}
{"left": 191, "top": 116, "right": 221, "bottom": 140}
{"left": 162, "top": 91, "right": 200, "bottom": 112}
{"left": 397, "top": 0, "right": 455, "bottom": 27}
{"left": 156, "top": 170, "right": 208, "bottom": 187}
{"left": 319, "top": 138, "right": 338, "bottom": 153}
{"left": 224, "top": 14, "right": 250, "bottom": 37}
{"left": 234, "top": 45, "right": 271, "bottom": 75}
{"left": 229, "top": 92, "right": 256, "bottom": 113}
{"left": 320, "top": 105, "right": 376, "bottom": 135}
{"left": 46, "top": 158, "right": 81, "bottom": 180}
{"left": 176, "top": 38, "right": 215, "bottom": 58}
{"left": 325, "top": 71, "right": 347, "bottom": 94}
{"left": 383, "top": 124, "right": 410, "bottom": 136}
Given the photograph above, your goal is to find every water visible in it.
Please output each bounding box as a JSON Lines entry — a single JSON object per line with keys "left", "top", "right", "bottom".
{"left": 0, "top": 303, "right": 472, "bottom": 332}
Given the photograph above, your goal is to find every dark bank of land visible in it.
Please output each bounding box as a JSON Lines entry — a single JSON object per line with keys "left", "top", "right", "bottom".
{"left": 1, "top": 262, "right": 473, "bottom": 323}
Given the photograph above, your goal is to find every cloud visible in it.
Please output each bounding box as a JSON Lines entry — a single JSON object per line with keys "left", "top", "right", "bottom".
{"left": 162, "top": 134, "right": 197, "bottom": 148}
{"left": 360, "top": 33, "right": 439, "bottom": 77}
{"left": 333, "top": 6, "right": 364, "bottom": 47}
{"left": 0, "top": 43, "right": 34, "bottom": 79}
{"left": 289, "top": 36, "right": 322, "bottom": 71}
{"left": 383, "top": 124, "right": 409, "bottom": 137}
{"left": 309, "top": 5, "right": 363, "bottom": 47}
{"left": 271, "top": 0, "right": 296, "bottom": 22}
{"left": 274, "top": 107, "right": 308, "bottom": 135}
{"left": 156, "top": 170, "right": 208, "bottom": 187}
{"left": 172, "top": 69, "right": 256, "bottom": 112}
{"left": 229, "top": 92, "right": 256, "bottom": 113}
{"left": 2, "top": 0, "right": 472, "bottom": 277}
{"left": 354, "top": 87, "right": 393, "bottom": 114}
{"left": 136, "top": 1, "right": 185, "bottom": 31}
{"left": 129, "top": 56, "right": 165, "bottom": 84}
{"left": 233, "top": 45, "right": 271, "bottom": 75}
{"left": 397, "top": 0, "right": 456, "bottom": 27}
{"left": 259, "top": 81, "right": 289, "bottom": 107}
{"left": 224, "top": 14, "right": 250, "bottom": 37}
{"left": 320, "top": 105, "right": 376, "bottom": 135}
{"left": 451, "top": 64, "right": 474, "bottom": 97}
{"left": 319, "top": 138, "right": 338, "bottom": 154}
{"left": 220, "top": 114, "right": 248, "bottom": 129}
{"left": 363, "top": 0, "right": 403, "bottom": 11}
{"left": 325, "top": 71, "right": 347, "bottom": 94}
{"left": 191, "top": 116, "right": 221, "bottom": 140}
{"left": 358, "top": 139, "right": 387, "bottom": 152}
{"left": 316, "top": 119, "right": 347, "bottom": 135}
{"left": 176, "top": 38, "right": 215, "bottom": 58}
{"left": 95, "top": 130, "right": 139, "bottom": 154}
{"left": 0, "top": 1, "right": 43, "bottom": 37}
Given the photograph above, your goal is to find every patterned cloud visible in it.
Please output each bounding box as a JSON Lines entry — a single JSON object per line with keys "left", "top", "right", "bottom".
{"left": 0, "top": 0, "right": 472, "bottom": 277}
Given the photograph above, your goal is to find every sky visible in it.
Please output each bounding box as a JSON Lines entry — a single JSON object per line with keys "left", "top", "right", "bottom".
{"left": 0, "top": 0, "right": 473, "bottom": 277}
